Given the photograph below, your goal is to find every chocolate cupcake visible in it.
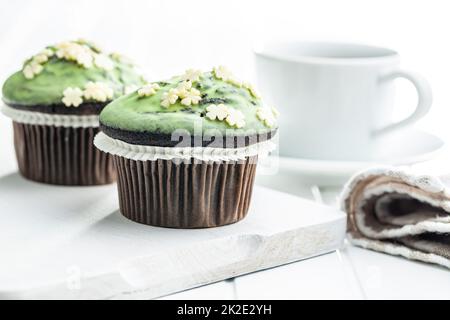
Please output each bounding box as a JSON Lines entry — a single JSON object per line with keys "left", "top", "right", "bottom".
{"left": 1, "top": 39, "right": 145, "bottom": 185}
{"left": 95, "top": 66, "right": 279, "bottom": 228}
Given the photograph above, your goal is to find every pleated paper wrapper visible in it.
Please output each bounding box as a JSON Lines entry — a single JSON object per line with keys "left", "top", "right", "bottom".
{"left": 94, "top": 132, "right": 277, "bottom": 228}
{"left": 113, "top": 155, "right": 257, "bottom": 228}
{"left": 13, "top": 122, "right": 115, "bottom": 185}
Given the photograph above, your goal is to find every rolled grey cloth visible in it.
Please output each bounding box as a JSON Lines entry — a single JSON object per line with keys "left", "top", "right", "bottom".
{"left": 341, "top": 167, "right": 450, "bottom": 269}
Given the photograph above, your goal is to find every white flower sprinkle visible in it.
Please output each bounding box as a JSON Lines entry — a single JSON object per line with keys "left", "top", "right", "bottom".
{"left": 33, "top": 54, "right": 48, "bottom": 64}
{"left": 76, "top": 49, "right": 94, "bottom": 68}
{"left": 62, "top": 87, "right": 84, "bottom": 107}
{"left": 206, "top": 104, "right": 230, "bottom": 121}
{"left": 212, "top": 66, "right": 245, "bottom": 88}
{"left": 181, "top": 69, "right": 202, "bottom": 82}
{"left": 110, "top": 52, "right": 133, "bottom": 64}
{"left": 176, "top": 81, "right": 192, "bottom": 97}
{"left": 23, "top": 61, "right": 43, "bottom": 79}
{"left": 138, "top": 83, "right": 160, "bottom": 97}
{"left": 39, "top": 48, "right": 54, "bottom": 57}
{"left": 55, "top": 41, "right": 93, "bottom": 68}
{"left": 180, "top": 87, "right": 201, "bottom": 106}
{"left": 228, "top": 77, "right": 242, "bottom": 87}
{"left": 256, "top": 107, "right": 276, "bottom": 128}
{"left": 161, "top": 88, "right": 179, "bottom": 108}
{"left": 243, "top": 82, "right": 261, "bottom": 99}
{"left": 23, "top": 65, "right": 35, "bottom": 79}
{"left": 83, "top": 81, "right": 114, "bottom": 102}
{"left": 226, "top": 108, "right": 246, "bottom": 128}
{"left": 213, "top": 65, "right": 234, "bottom": 82}
{"left": 76, "top": 38, "right": 102, "bottom": 52}
{"left": 55, "top": 42, "right": 72, "bottom": 58}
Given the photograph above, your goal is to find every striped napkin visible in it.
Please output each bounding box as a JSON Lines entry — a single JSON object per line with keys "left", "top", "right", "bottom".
{"left": 341, "top": 167, "right": 450, "bottom": 269}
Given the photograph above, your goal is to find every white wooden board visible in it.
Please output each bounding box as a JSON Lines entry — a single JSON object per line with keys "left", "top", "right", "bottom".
{"left": 0, "top": 172, "right": 346, "bottom": 299}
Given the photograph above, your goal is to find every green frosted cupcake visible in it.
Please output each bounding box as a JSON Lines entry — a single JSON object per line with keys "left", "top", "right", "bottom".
{"left": 95, "top": 66, "right": 279, "bottom": 228}
{"left": 1, "top": 39, "right": 145, "bottom": 185}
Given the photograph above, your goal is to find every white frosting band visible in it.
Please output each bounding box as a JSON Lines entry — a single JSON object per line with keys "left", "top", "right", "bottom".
{"left": 1, "top": 104, "right": 99, "bottom": 128}
{"left": 94, "top": 132, "right": 277, "bottom": 162}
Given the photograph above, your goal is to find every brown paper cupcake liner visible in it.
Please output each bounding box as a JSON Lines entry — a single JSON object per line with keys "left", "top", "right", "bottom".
{"left": 113, "top": 155, "right": 258, "bottom": 228}
{"left": 13, "top": 122, "right": 115, "bottom": 185}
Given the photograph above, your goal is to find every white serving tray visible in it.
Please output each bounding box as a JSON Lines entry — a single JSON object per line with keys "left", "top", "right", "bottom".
{"left": 0, "top": 172, "right": 345, "bottom": 299}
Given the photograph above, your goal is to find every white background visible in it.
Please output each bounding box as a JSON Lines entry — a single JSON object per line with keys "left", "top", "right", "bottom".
{"left": 1, "top": 0, "right": 450, "bottom": 299}
{"left": 1, "top": 0, "right": 449, "bottom": 142}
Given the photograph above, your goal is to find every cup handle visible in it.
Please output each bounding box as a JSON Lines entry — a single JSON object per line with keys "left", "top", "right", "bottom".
{"left": 373, "top": 69, "right": 432, "bottom": 136}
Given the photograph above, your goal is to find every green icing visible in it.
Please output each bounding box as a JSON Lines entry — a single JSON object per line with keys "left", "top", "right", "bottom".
{"left": 2, "top": 42, "right": 145, "bottom": 106}
{"left": 100, "top": 71, "right": 277, "bottom": 136}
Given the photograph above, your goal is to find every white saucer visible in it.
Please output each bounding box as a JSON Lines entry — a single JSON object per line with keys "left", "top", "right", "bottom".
{"left": 259, "top": 129, "right": 446, "bottom": 186}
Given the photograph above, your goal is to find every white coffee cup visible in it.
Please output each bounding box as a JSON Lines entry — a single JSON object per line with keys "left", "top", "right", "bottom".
{"left": 254, "top": 41, "right": 432, "bottom": 161}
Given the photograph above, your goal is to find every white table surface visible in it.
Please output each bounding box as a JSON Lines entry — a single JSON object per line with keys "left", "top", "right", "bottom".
{"left": 2, "top": 121, "right": 449, "bottom": 299}
{"left": 1, "top": 0, "right": 450, "bottom": 300}
{"left": 159, "top": 170, "right": 450, "bottom": 300}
